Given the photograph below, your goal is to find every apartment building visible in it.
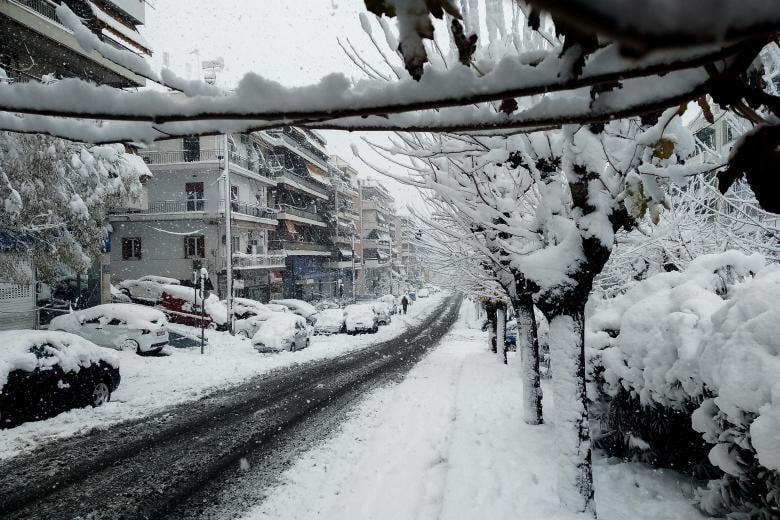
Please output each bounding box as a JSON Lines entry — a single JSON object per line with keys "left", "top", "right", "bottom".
{"left": 0, "top": 0, "right": 149, "bottom": 85}
{"left": 328, "top": 156, "right": 363, "bottom": 299}
{"left": 261, "top": 128, "right": 334, "bottom": 300}
{"left": 0, "top": 0, "right": 148, "bottom": 330}
{"left": 399, "top": 216, "right": 425, "bottom": 290}
{"left": 359, "top": 178, "right": 396, "bottom": 295}
{"left": 110, "top": 134, "right": 285, "bottom": 301}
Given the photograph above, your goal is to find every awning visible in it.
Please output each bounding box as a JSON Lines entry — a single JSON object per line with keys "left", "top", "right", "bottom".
{"left": 306, "top": 165, "right": 332, "bottom": 186}
{"left": 339, "top": 248, "right": 353, "bottom": 259}
{"left": 285, "top": 221, "right": 299, "bottom": 234}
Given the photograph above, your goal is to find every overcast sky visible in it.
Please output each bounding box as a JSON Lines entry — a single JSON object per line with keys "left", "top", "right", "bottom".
{"left": 140, "top": 0, "right": 428, "bottom": 214}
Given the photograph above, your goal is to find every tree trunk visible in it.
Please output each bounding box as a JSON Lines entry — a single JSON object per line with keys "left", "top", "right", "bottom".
{"left": 547, "top": 308, "right": 596, "bottom": 517}
{"left": 485, "top": 303, "right": 498, "bottom": 353}
{"left": 513, "top": 293, "right": 543, "bottom": 425}
{"left": 496, "top": 304, "right": 507, "bottom": 364}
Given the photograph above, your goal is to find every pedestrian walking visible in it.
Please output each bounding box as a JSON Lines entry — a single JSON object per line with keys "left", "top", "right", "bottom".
{"left": 401, "top": 295, "right": 409, "bottom": 314}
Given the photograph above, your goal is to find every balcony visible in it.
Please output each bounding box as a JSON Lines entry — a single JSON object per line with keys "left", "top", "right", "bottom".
{"left": 271, "top": 170, "right": 330, "bottom": 199}
{"left": 275, "top": 204, "right": 327, "bottom": 227}
{"left": 232, "top": 253, "right": 286, "bottom": 271}
{"left": 12, "top": 0, "right": 60, "bottom": 25}
{"left": 219, "top": 200, "right": 278, "bottom": 225}
{"left": 268, "top": 240, "right": 331, "bottom": 256}
{"left": 138, "top": 149, "right": 275, "bottom": 184}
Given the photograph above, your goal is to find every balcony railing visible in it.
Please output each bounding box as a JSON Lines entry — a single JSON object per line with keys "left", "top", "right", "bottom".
{"left": 219, "top": 200, "right": 277, "bottom": 220}
{"left": 268, "top": 240, "right": 331, "bottom": 253}
{"left": 138, "top": 149, "right": 273, "bottom": 180}
{"left": 12, "top": 0, "right": 61, "bottom": 26}
{"left": 136, "top": 198, "right": 207, "bottom": 214}
{"left": 232, "top": 253, "right": 286, "bottom": 269}
{"left": 271, "top": 170, "right": 330, "bottom": 196}
{"left": 276, "top": 204, "right": 325, "bottom": 223}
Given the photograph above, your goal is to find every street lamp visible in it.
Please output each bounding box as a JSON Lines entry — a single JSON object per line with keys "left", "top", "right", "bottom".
{"left": 193, "top": 267, "right": 209, "bottom": 354}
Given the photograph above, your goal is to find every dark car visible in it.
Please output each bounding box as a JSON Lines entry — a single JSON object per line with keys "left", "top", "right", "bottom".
{"left": 0, "top": 331, "right": 120, "bottom": 428}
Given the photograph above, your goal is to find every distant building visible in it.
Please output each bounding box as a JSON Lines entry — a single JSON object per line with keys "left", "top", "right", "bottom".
{"left": 262, "top": 128, "right": 334, "bottom": 300}
{"left": 359, "top": 178, "right": 396, "bottom": 295}
{"left": 328, "top": 156, "right": 363, "bottom": 298}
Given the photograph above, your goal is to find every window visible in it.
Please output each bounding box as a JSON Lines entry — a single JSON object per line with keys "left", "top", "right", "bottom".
{"left": 723, "top": 122, "right": 737, "bottom": 144}
{"left": 695, "top": 127, "right": 716, "bottom": 150}
{"left": 231, "top": 184, "right": 239, "bottom": 201}
{"left": 231, "top": 236, "right": 240, "bottom": 253}
{"left": 184, "top": 235, "right": 205, "bottom": 259}
{"left": 185, "top": 182, "right": 204, "bottom": 211}
{"left": 122, "top": 237, "right": 142, "bottom": 260}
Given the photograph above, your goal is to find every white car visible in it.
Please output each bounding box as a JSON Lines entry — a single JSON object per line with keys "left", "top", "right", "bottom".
{"left": 372, "top": 301, "right": 393, "bottom": 326}
{"left": 314, "top": 308, "right": 346, "bottom": 335}
{"left": 118, "top": 275, "right": 180, "bottom": 304}
{"left": 50, "top": 303, "right": 169, "bottom": 354}
{"left": 265, "top": 303, "right": 291, "bottom": 313}
{"left": 251, "top": 314, "right": 311, "bottom": 353}
{"left": 270, "top": 299, "right": 319, "bottom": 325}
{"left": 417, "top": 288, "right": 430, "bottom": 298}
{"left": 232, "top": 298, "right": 280, "bottom": 338}
{"left": 344, "top": 304, "right": 379, "bottom": 334}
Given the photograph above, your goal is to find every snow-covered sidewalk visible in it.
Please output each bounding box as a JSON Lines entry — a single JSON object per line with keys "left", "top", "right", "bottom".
{"left": 245, "top": 304, "right": 709, "bottom": 520}
{"left": 0, "top": 295, "right": 446, "bottom": 460}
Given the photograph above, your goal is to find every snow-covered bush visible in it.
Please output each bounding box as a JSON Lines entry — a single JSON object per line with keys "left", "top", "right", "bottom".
{"left": 692, "top": 266, "right": 780, "bottom": 517}
{"left": 588, "top": 251, "right": 780, "bottom": 518}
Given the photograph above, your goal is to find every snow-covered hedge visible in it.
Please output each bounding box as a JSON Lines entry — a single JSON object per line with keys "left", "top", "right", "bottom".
{"left": 587, "top": 251, "right": 780, "bottom": 517}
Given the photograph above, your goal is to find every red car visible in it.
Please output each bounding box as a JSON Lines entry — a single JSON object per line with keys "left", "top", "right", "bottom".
{"left": 156, "top": 285, "right": 228, "bottom": 331}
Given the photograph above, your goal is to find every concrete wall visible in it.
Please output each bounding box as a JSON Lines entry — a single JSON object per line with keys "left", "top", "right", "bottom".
{"left": 110, "top": 220, "right": 221, "bottom": 282}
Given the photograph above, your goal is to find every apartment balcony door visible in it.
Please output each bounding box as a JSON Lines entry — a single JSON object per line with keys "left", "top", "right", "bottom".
{"left": 183, "top": 135, "right": 200, "bottom": 162}
{"left": 185, "top": 182, "right": 204, "bottom": 211}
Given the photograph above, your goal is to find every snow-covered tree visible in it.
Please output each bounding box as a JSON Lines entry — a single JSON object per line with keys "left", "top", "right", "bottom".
{"left": 0, "top": 131, "right": 148, "bottom": 282}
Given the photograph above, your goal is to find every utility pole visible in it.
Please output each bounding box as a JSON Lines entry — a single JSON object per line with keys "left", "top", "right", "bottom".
{"left": 351, "top": 234, "right": 356, "bottom": 303}
{"left": 223, "top": 133, "right": 234, "bottom": 335}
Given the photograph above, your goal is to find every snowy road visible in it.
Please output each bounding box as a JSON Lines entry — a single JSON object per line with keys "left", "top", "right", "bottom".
{"left": 0, "top": 295, "right": 462, "bottom": 520}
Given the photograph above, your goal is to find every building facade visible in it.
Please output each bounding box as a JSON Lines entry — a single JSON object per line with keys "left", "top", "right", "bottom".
{"left": 358, "top": 178, "right": 396, "bottom": 296}
{"left": 328, "top": 156, "right": 363, "bottom": 300}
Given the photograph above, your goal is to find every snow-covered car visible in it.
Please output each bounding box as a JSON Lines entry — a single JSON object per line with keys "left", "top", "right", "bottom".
{"left": 344, "top": 304, "right": 379, "bottom": 334}
{"left": 118, "top": 275, "right": 180, "bottom": 304}
{"left": 110, "top": 285, "right": 131, "bottom": 303}
{"left": 378, "top": 294, "right": 397, "bottom": 314}
{"left": 417, "top": 288, "right": 430, "bottom": 298}
{"left": 156, "top": 285, "right": 228, "bottom": 331}
{"left": 265, "top": 303, "right": 291, "bottom": 313}
{"left": 314, "top": 308, "right": 346, "bottom": 335}
{"left": 231, "top": 298, "right": 281, "bottom": 338}
{"left": 315, "top": 301, "right": 341, "bottom": 311}
{"left": 372, "top": 301, "right": 393, "bottom": 326}
{"left": 251, "top": 314, "right": 311, "bottom": 353}
{"left": 270, "top": 299, "right": 319, "bottom": 326}
{"left": 50, "top": 304, "right": 169, "bottom": 354}
{"left": 0, "top": 330, "right": 120, "bottom": 427}
{"left": 231, "top": 297, "right": 275, "bottom": 320}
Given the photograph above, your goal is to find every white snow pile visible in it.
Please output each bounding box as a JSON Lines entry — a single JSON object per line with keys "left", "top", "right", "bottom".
{"left": 0, "top": 330, "right": 117, "bottom": 389}
{"left": 588, "top": 250, "right": 764, "bottom": 409}
{"left": 50, "top": 303, "right": 167, "bottom": 331}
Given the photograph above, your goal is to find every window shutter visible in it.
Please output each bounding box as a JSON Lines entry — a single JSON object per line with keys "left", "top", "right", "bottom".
{"left": 198, "top": 236, "right": 205, "bottom": 258}
{"left": 184, "top": 237, "right": 189, "bottom": 258}
{"left": 122, "top": 239, "right": 130, "bottom": 260}
{"left": 136, "top": 238, "right": 142, "bottom": 260}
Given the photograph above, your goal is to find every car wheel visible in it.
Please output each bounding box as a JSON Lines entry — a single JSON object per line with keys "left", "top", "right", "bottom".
{"left": 89, "top": 381, "right": 111, "bottom": 407}
{"left": 237, "top": 330, "right": 249, "bottom": 339}
{"left": 372, "top": 325, "right": 378, "bottom": 333}
{"left": 120, "top": 338, "right": 141, "bottom": 354}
